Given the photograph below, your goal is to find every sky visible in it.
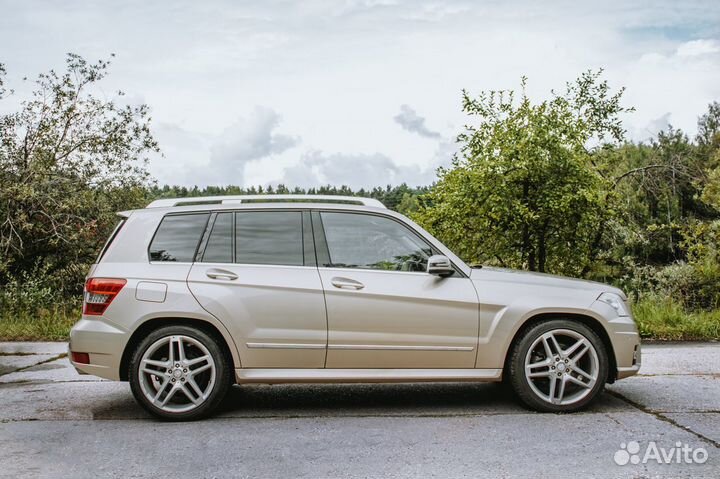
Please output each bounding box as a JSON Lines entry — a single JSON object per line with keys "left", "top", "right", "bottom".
{"left": 1, "top": 0, "right": 719, "bottom": 189}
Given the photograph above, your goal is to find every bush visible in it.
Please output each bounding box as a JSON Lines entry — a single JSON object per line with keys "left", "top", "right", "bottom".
{"left": 620, "top": 261, "right": 720, "bottom": 312}
{"left": 0, "top": 267, "right": 81, "bottom": 341}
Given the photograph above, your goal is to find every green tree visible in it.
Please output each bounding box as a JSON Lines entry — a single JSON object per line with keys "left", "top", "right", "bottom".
{"left": 603, "top": 130, "right": 708, "bottom": 266}
{"left": 699, "top": 102, "right": 720, "bottom": 211}
{"left": 414, "top": 71, "right": 633, "bottom": 274}
{"left": 703, "top": 166, "right": 720, "bottom": 211}
{"left": 0, "top": 54, "right": 158, "bottom": 290}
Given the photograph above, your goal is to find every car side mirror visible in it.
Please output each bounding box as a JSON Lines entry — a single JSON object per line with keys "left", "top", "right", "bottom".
{"left": 427, "top": 255, "right": 454, "bottom": 277}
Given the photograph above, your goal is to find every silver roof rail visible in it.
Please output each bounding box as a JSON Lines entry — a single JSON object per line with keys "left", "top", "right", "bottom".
{"left": 146, "top": 194, "right": 386, "bottom": 209}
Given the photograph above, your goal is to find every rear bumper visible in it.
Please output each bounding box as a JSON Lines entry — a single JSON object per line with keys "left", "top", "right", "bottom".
{"left": 69, "top": 317, "right": 128, "bottom": 381}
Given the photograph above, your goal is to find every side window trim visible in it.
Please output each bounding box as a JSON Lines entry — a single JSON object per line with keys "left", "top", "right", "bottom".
{"left": 195, "top": 212, "right": 217, "bottom": 262}
{"left": 232, "top": 211, "right": 237, "bottom": 264}
{"left": 302, "top": 210, "right": 317, "bottom": 267}
{"left": 311, "top": 210, "right": 331, "bottom": 267}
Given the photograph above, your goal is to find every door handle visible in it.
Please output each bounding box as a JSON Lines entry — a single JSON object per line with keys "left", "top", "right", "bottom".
{"left": 206, "top": 268, "right": 238, "bottom": 281}
{"left": 331, "top": 277, "right": 364, "bottom": 290}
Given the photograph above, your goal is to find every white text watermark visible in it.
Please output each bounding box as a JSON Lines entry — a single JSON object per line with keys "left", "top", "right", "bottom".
{"left": 614, "top": 441, "right": 708, "bottom": 466}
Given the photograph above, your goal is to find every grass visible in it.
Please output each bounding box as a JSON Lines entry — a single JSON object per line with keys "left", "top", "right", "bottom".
{"left": 0, "top": 300, "right": 80, "bottom": 341}
{"left": 632, "top": 296, "right": 720, "bottom": 341}
{"left": 1, "top": 296, "right": 718, "bottom": 342}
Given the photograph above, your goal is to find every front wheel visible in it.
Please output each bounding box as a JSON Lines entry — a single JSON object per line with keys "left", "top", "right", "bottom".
{"left": 508, "top": 320, "right": 608, "bottom": 412}
{"left": 129, "top": 325, "right": 232, "bottom": 421}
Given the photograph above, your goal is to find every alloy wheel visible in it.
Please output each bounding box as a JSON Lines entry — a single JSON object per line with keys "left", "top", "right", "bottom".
{"left": 138, "top": 335, "right": 217, "bottom": 413}
{"left": 523, "top": 328, "right": 599, "bottom": 406}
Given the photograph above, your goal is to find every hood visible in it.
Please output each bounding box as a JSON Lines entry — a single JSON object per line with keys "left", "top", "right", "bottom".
{"left": 470, "top": 266, "right": 625, "bottom": 298}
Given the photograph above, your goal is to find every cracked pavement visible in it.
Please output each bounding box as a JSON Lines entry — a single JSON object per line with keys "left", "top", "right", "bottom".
{"left": 0, "top": 342, "right": 718, "bottom": 478}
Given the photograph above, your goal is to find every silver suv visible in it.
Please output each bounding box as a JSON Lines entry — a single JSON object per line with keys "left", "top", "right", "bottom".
{"left": 70, "top": 195, "right": 641, "bottom": 420}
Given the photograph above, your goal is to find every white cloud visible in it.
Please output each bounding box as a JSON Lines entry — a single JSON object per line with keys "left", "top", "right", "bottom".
{"left": 279, "top": 150, "right": 433, "bottom": 189}
{"left": 188, "top": 107, "right": 299, "bottom": 186}
{"left": 626, "top": 36, "right": 720, "bottom": 141}
{"left": 394, "top": 104, "right": 442, "bottom": 139}
{"left": 627, "top": 112, "right": 673, "bottom": 141}
{"left": 676, "top": 39, "right": 720, "bottom": 57}
{"left": 150, "top": 122, "right": 211, "bottom": 185}
{"left": 274, "top": 134, "right": 457, "bottom": 189}
{"left": 404, "top": 2, "right": 471, "bottom": 22}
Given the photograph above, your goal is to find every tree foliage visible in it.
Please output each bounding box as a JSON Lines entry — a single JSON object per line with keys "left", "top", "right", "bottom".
{"left": 0, "top": 54, "right": 158, "bottom": 288}
{"left": 699, "top": 102, "right": 720, "bottom": 211}
{"left": 414, "top": 72, "right": 633, "bottom": 274}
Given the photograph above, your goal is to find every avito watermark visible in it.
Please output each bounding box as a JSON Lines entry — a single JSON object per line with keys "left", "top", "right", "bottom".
{"left": 614, "top": 441, "right": 708, "bottom": 466}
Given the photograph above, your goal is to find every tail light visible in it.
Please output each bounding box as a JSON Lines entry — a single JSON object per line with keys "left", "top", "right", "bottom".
{"left": 83, "top": 278, "right": 127, "bottom": 315}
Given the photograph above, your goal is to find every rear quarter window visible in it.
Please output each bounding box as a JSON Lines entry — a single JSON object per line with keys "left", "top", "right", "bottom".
{"left": 149, "top": 213, "right": 210, "bottom": 262}
{"left": 96, "top": 218, "right": 126, "bottom": 263}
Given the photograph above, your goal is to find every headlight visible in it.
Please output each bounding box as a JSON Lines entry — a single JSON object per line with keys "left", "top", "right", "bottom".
{"left": 597, "top": 292, "right": 629, "bottom": 317}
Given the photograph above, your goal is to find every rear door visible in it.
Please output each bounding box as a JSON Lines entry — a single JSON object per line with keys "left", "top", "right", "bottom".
{"left": 187, "top": 209, "right": 327, "bottom": 368}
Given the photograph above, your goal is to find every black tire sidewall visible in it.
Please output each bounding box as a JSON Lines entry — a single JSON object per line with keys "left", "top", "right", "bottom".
{"left": 129, "top": 325, "right": 232, "bottom": 421}
{"left": 509, "top": 319, "right": 609, "bottom": 413}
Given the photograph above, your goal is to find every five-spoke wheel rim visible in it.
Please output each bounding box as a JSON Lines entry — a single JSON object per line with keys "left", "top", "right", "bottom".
{"left": 524, "top": 329, "right": 599, "bottom": 406}
{"left": 138, "top": 335, "right": 216, "bottom": 413}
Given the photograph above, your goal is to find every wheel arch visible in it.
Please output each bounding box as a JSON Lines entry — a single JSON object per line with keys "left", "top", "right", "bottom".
{"left": 119, "top": 317, "right": 239, "bottom": 381}
{"left": 502, "top": 312, "right": 617, "bottom": 383}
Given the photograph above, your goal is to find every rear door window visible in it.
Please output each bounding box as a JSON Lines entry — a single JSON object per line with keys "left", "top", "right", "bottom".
{"left": 149, "top": 213, "right": 210, "bottom": 262}
{"left": 235, "top": 211, "right": 304, "bottom": 266}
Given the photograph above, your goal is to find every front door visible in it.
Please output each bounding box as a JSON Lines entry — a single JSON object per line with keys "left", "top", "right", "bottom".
{"left": 187, "top": 209, "right": 327, "bottom": 368}
{"left": 315, "top": 211, "right": 479, "bottom": 369}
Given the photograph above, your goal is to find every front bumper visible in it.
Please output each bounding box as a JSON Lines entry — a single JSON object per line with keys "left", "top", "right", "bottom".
{"left": 589, "top": 299, "right": 642, "bottom": 381}
{"left": 608, "top": 326, "right": 641, "bottom": 380}
{"left": 616, "top": 341, "right": 641, "bottom": 379}
{"left": 68, "top": 317, "right": 128, "bottom": 381}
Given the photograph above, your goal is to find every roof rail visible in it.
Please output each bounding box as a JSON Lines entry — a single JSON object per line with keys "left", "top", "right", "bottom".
{"left": 146, "top": 194, "right": 386, "bottom": 209}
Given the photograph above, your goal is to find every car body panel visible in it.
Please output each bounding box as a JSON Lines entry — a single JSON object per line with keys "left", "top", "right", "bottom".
{"left": 69, "top": 199, "right": 641, "bottom": 386}
{"left": 187, "top": 262, "right": 327, "bottom": 368}
{"left": 235, "top": 368, "right": 502, "bottom": 383}
{"left": 470, "top": 267, "right": 640, "bottom": 374}
{"left": 319, "top": 267, "right": 479, "bottom": 368}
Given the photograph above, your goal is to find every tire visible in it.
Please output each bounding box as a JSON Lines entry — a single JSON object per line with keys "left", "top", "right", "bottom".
{"left": 508, "top": 319, "right": 608, "bottom": 413}
{"left": 129, "top": 325, "right": 233, "bottom": 421}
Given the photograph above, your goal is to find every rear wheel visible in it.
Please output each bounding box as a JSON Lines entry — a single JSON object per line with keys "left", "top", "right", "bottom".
{"left": 129, "top": 325, "right": 232, "bottom": 421}
{"left": 508, "top": 320, "right": 608, "bottom": 412}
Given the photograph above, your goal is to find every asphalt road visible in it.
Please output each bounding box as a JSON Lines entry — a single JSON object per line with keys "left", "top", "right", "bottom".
{"left": 0, "top": 342, "right": 718, "bottom": 478}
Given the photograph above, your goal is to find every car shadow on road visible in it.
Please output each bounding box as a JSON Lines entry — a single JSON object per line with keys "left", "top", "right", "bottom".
{"left": 211, "top": 382, "right": 629, "bottom": 418}
{"left": 88, "top": 382, "right": 629, "bottom": 420}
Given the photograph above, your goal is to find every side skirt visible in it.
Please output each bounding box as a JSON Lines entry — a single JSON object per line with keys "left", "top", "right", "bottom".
{"left": 235, "top": 368, "right": 503, "bottom": 384}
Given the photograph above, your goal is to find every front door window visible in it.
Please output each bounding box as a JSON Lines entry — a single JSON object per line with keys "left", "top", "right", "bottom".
{"left": 320, "top": 212, "right": 433, "bottom": 273}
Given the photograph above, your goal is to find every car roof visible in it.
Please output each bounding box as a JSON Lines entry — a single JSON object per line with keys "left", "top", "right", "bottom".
{"left": 117, "top": 194, "right": 472, "bottom": 276}
{"left": 118, "top": 195, "right": 390, "bottom": 217}
{"left": 148, "top": 194, "right": 384, "bottom": 209}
